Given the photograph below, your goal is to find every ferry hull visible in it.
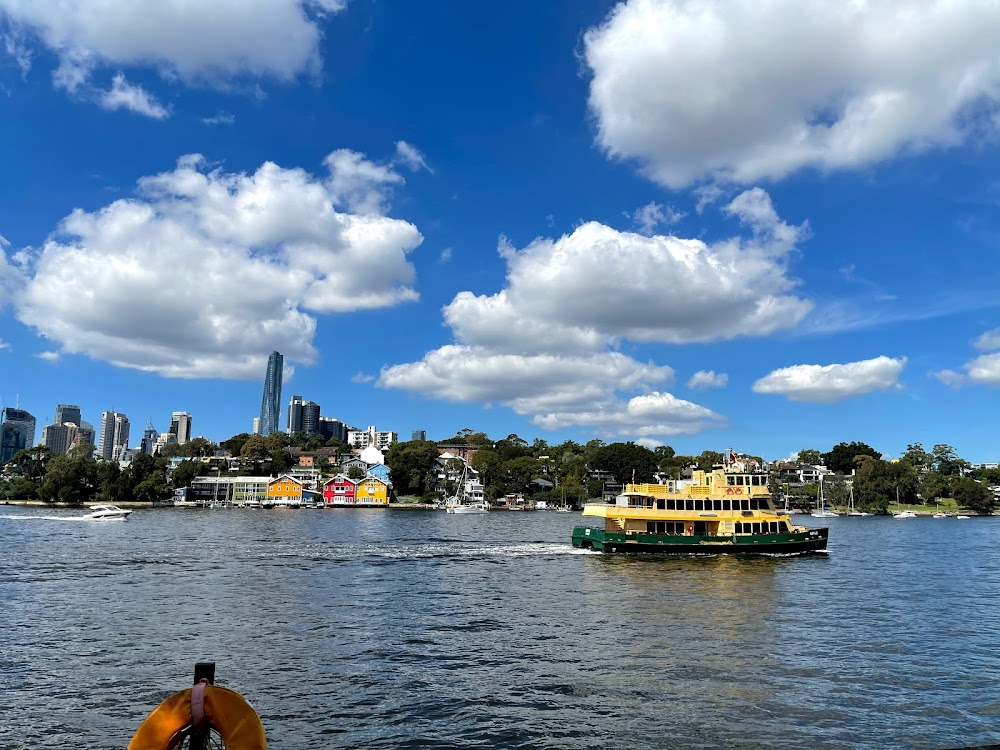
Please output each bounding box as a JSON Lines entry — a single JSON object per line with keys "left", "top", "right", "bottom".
{"left": 572, "top": 526, "right": 828, "bottom": 555}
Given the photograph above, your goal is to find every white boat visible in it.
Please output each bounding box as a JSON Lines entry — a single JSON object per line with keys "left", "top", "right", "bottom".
{"left": 445, "top": 464, "right": 489, "bottom": 514}
{"left": 891, "top": 487, "right": 916, "bottom": 519}
{"left": 957, "top": 514, "right": 971, "bottom": 519}
{"left": 811, "top": 475, "right": 840, "bottom": 517}
{"left": 932, "top": 511, "right": 948, "bottom": 518}
{"left": 447, "top": 502, "right": 489, "bottom": 514}
{"left": 845, "top": 486, "right": 872, "bottom": 516}
{"left": 84, "top": 504, "right": 132, "bottom": 521}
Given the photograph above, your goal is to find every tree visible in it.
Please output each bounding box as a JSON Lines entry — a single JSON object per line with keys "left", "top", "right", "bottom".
{"left": 822, "top": 442, "right": 882, "bottom": 475}
{"left": 220, "top": 433, "right": 252, "bottom": 456}
{"left": 798, "top": 449, "right": 822, "bottom": 465}
{"left": 696, "top": 450, "right": 724, "bottom": 470}
{"left": 270, "top": 449, "right": 294, "bottom": 474}
{"left": 901, "top": 443, "right": 933, "bottom": 472}
{"left": 39, "top": 454, "right": 100, "bottom": 505}
{"left": 932, "top": 444, "right": 968, "bottom": 476}
{"left": 385, "top": 440, "right": 442, "bottom": 496}
{"left": 919, "top": 473, "right": 951, "bottom": 505}
{"left": 347, "top": 466, "right": 365, "bottom": 480}
{"left": 170, "top": 459, "right": 207, "bottom": 490}
{"left": 591, "top": 443, "right": 657, "bottom": 485}
{"left": 181, "top": 437, "right": 217, "bottom": 458}
{"left": 952, "top": 477, "right": 994, "bottom": 514}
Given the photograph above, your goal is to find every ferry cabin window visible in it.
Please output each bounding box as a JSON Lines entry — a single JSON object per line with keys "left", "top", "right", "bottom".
{"left": 727, "top": 476, "right": 735, "bottom": 485}
{"left": 686, "top": 499, "right": 694, "bottom": 511}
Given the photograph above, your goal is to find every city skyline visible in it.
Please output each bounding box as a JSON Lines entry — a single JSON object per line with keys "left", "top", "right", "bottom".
{"left": 2, "top": 2, "right": 1000, "bottom": 462}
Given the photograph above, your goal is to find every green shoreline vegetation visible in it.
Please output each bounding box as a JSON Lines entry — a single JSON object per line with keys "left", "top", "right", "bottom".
{"left": 1, "top": 433, "right": 996, "bottom": 516}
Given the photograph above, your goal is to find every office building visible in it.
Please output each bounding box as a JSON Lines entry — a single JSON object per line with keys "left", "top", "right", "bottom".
{"left": 140, "top": 421, "right": 159, "bottom": 455}
{"left": 252, "top": 417, "right": 260, "bottom": 435}
{"left": 318, "top": 417, "right": 347, "bottom": 444}
{"left": 169, "top": 411, "right": 192, "bottom": 444}
{"left": 411, "top": 430, "right": 427, "bottom": 442}
{"left": 54, "top": 403, "right": 81, "bottom": 428}
{"left": 98, "top": 411, "right": 129, "bottom": 461}
{"left": 301, "top": 401, "right": 320, "bottom": 437}
{"left": 287, "top": 394, "right": 303, "bottom": 434}
{"left": 258, "top": 351, "right": 283, "bottom": 436}
{"left": 97, "top": 411, "right": 131, "bottom": 461}
{"left": 1, "top": 408, "right": 36, "bottom": 465}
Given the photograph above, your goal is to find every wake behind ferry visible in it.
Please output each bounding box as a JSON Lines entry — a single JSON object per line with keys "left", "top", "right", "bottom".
{"left": 572, "top": 451, "right": 828, "bottom": 555}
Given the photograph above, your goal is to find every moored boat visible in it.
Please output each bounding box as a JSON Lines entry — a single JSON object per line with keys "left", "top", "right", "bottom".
{"left": 571, "top": 451, "right": 828, "bottom": 555}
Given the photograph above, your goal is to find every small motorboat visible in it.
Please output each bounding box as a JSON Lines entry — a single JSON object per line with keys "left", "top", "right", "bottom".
{"left": 84, "top": 504, "right": 132, "bottom": 521}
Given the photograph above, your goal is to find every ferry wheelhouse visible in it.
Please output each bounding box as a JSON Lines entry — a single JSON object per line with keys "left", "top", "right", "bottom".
{"left": 572, "top": 455, "right": 828, "bottom": 555}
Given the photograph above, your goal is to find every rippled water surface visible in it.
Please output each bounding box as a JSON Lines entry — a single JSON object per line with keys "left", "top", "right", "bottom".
{"left": 2, "top": 507, "right": 1000, "bottom": 749}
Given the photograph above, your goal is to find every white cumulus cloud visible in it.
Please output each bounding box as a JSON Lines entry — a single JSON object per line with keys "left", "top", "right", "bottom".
{"left": 99, "top": 73, "right": 168, "bottom": 118}
{"left": 0, "top": 0, "right": 344, "bottom": 104}
{"left": 584, "top": 0, "right": 1000, "bottom": 187}
{"left": 687, "top": 370, "right": 728, "bottom": 390}
{"left": 752, "top": 355, "right": 906, "bottom": 403}
{"left": 15, "top": 148, "right": 423, "bottom": 379}
{"left": 379, "top": 189, "right": 805, "bottom": 437}
{"left": 974, "top": 327, "right": 1000, "bottom": 351}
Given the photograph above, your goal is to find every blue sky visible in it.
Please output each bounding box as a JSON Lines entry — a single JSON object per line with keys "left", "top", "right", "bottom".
{"left": 2, "top": 0, "right": 1000, "bottom": 462}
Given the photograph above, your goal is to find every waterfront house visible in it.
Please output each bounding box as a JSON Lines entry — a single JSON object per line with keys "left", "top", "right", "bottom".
{"left": 355, "top": 476, "right": 390, "bottom": 505}
{"left": 323, "top": 475, "right": 358, "bottom": 505}
{"left": 366, "top": 463, "right": 391, "bottom": 484}
{"left": 268, "top": 475, "right": 304, "bottom": 507}
{"left": 232, "top": 476, "right": 271, "bottom": 507}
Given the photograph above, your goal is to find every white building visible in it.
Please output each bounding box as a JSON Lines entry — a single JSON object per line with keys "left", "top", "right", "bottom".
{"left": 347, "top": 425, "right": 397, "bottom": 451}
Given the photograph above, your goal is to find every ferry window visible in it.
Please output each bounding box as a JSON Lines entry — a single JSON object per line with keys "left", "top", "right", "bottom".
{"left": 647, "top": 522, "right": 656, "bottom": 533}
{"left": 727, "top": 476, "right": 735, "bottom": 486}
{"left": 737, "top": 476, "right": 745, "bottom": 485}
{"left": 723, "top": 499, "right": 730, "bottom": 511}
{"left": 657, "top": 499, "right": 665, "bottom": 510}
{"left": 686, "top": 499, "right": 694, "bottom": 511}
{"left": 735, "top": 522, "right": 742, "bottom": 534}
{"left": 714, "top": 499, "right": 722, "bottom": 511}
{"left": 667, "top": 499, "right": 675, "bottom": 510}
{"left": 694, "top": 499, "right": 703, "bottom": 511}
{"left": 741, "top": 499, "right": 749, "bottom": 511}
{"left": 749, "top": 498, "right": 758, "bottom": 510}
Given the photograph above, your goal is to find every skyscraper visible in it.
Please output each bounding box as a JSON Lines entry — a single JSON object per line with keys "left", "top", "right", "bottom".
{"left": 258, "top": 351, "right": 283, "bottom": 436}
{"left": 54, "top": 403, "right": 81, "bottom": 427}
{"left": 169, "top": 411, "right": 192, "bottom": 444}
{"left": 287, "top": 394, "right": 303, "bottom": 434}
{"left": 301, "top": 401, "right": 320, "bottom": 437}
{"left": 140, "top": 420, "right": 159, "bottom": 455}
{"left": 98, "top": 411, "right": 116, "bottom": 460}
{"left": 1, "top": 408, "right": 36, "bottom": 465}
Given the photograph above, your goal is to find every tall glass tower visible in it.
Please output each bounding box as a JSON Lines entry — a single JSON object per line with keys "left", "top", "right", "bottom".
{"left": 258, "top": 351, "right": 283, "bottom": 436}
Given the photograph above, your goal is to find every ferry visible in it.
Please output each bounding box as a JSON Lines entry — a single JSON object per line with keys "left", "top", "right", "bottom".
{"left": 572, "top": 452, "right": 828, "bottom": 555}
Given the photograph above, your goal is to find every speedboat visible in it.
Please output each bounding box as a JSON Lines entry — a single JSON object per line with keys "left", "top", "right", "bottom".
{"left": 892, "top": 510, "right": 917, "bottom": 519}
{"left": 84, "top": 504, "right": 132, "bottom": 521}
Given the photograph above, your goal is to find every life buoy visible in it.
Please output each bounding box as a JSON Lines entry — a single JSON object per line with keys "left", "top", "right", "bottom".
{"left": 687, "top": 525, "right": 694, "bottom": 533}
{"left": 128, "top": 684, "right": 267, "bottom": 750}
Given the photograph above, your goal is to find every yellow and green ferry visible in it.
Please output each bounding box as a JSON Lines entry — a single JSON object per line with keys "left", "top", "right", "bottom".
{"left": 572, "top": 454, "right": 828, "bottom": 555}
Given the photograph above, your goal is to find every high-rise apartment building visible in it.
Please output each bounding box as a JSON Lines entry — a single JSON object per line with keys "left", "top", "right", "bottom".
{"left": 287, "top": 394, "right": 303, "bottom": 434}
{"left": 100, "top": 412, "right": 131, "bottom": 460}
{"left": 301, "top": 401, "right": 320, "bottom": 437}
{"left": 258, "top": 351, "right": 283, "bottom": 436}
{"left": 169, "top": 411, "right": 192, "bottom": 444}
{"left": 1, "top": 408, "right": 36, "bottom": 464}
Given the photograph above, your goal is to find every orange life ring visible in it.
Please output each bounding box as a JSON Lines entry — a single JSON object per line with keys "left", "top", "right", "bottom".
{"left": 128, "top": 684, "right": 267, "bottom": 750}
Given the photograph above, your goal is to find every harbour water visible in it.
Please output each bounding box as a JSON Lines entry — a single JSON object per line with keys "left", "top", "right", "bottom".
{"left": 2, "top": 507, "right": 999, "bottom": 749}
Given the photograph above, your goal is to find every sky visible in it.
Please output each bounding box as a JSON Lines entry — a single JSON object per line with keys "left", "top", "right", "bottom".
{"left": 2, "top": 0, "right": 1000, "bottom": 462}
